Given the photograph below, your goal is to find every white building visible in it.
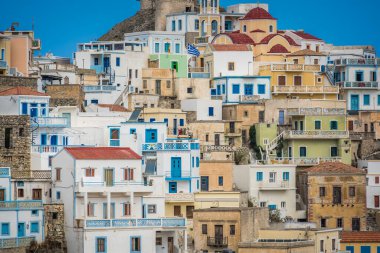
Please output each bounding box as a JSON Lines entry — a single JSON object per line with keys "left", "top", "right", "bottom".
{"left": 52, "top": 147, "right": 187, "bottom": 253}
{"left": 334, "top": 58, "right": 380, "bottom": 112}
{"left": 181, "top": 99, "right": 222, "bottom": 121}
{"left": 166, "top": 12, "right": 199, "bottom": 33}
{"left": 212, "top": 76, "right": 271, "bottom": 104}
{"left": 285, "top": 30, "right": 325, "bottom": 52}
{"left": 0, "top": 168, "right": 45, "bottom": 250}
{"left": 233, "top": 164, "right": 306, "bottom": 221}
{"left": 358, "top": 160, "right": 380, "bottom": 209}
{"left": 323, "top": 44, "right": 376, "bottom": 63}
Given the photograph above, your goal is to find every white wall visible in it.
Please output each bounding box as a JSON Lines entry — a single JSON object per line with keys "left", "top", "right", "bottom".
{"left": 211, "top": 51, "right": 253, "bottom": 77}
{"left": 166, "top": 13, "right": 199, "bottom": 33}
{"left": 181, "top": 99, "right": 223, "bottom": 121}
{"left": 358, "top": 160, "right": 380, "bottom": 209}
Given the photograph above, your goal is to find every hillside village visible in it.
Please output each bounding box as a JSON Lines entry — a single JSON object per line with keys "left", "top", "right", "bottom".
{"left": 0, "top": 0, "right": 380, "bottom": 252}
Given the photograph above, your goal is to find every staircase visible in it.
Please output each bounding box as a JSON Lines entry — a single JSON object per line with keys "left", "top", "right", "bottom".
{"left": 265, "top": 131, "right": 285, "bottom": 160}
{"left": 324, "top": 65, "right": 336, "bottom": 86}
{"left": 30, "top": 117, "right": 39, "bottom": 145}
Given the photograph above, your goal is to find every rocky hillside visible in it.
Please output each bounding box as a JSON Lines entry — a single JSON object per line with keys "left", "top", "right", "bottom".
{"left": 98, "top": 8, "right": 155, "bottom": 41}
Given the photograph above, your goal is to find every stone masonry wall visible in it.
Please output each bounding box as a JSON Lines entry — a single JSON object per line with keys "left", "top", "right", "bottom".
{"left": 0, "top": 115, "right": 31, "bottom": 172}
{"left": 0, "top": 76, "right": 38, "bottom": 91}
{"left": 45, "top": 85, "right": 84, "bottom": 108}
{"left": 44, "top": 204, "right": 66, "bottom": 251}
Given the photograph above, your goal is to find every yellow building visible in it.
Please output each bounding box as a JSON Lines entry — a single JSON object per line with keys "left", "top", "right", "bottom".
{"left": 340, "top": 231, "right": 380, "bottom": 253}
{"left": 142, "top": 68, "right": 176, "bottom": 97}
{"left": 299, "top": 162, "right": 367, "bottom": 231}
{"left": 0, "top": 33, "right": 11, "bottom": 75}
{"left": 259, "top": 62, "right": 338, "bottom": 100}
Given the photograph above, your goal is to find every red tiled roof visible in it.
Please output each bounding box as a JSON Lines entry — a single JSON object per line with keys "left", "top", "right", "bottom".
{"left": 64, "top": 147, "right": 141, "bottom": 160}
{"left": 0, "top": 87, "right": 48, "bottom": 97}
{"left": 277, "top": 30, "right": 286, "bottom": 34}
{"left": 305, "top": 162, "right": 365, "bottom": 174}
{"left": 268, "top": 44, "right": 290, "bottom": 54}
{"left": 250, "top": 29, "right": 265, "bottom": 33}
{"left": 341, "top": 232, "right": 380, "bottom": 243}
{"left": 98, "top": 104, "right": 129, "bottom": 112}
{"left": 287, "top": 49, "right": 326, "bottom": 57}
{"left": 259, "top": 34, "right": 299, "bottom": 46}
{"left": 210, "top": 44, "right": 252, "bottom": 51}
{"left": 293, "top": 31, "right": 323, "bottom": 41}
{"left": 221, "top": 32, "right": 255, "bottom": 45}
{"left": 241, "top": 7, "right": 276, "bottom": 20}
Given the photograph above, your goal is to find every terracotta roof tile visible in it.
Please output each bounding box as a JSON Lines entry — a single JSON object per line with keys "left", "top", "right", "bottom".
{"left": 210, "top": 44, "right": 252, "bottom": 51}
{"left": 98, "top": 104, "right": 129, "bottom": 112}
{"left": 305, "top": 162, "right": 365, "bottom": 174}
{"left": 288, "top": 49, "right": 326, "bottom": 57}
{"left": 221, "top": 32, "right": 255, "bottom": 45}
{"left": 0, "top": 87, "right": 48, "bottom": 97}
{"left": 293, "top": 31, "right": 323, "bottom": 41}
{"left": 341, "top": 232, "right": 380, "bottom": 243}
{"left": 241, "top": 7, "right": 276, "bottom": 20}
{"left": 268, "top": 44, "right": 290, "bottom": 54}
{"left": 250, "top": 29, "right": 265, "bottom": 33}
{"left": 64, "top": 147, "right": 141, "bottom": 160}
{"left": 259, "top": 34, "right": 299, "bottom": 46}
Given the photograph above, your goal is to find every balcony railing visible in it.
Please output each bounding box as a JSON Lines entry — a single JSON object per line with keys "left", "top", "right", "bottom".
{"left": 0, "top": 236, "right": 36, "bottom": 249}
{"left": 165, "top": 193, "right": 195, "bottom": 202}
{"left": 349, "top": 132, "right": 376, "bottom": 140}
{"left": 239, "top": 95, "right": 262, "bottom": 103}
{"left": 0, "top": 60, "right": 7, "bottom": 69}
{"left": 0, "top": 201, "right": 43, "bottom": 210}
{"left": 201, "top": 145, "right": 236, "bottom": 152}
{"left": 211, "top": 95, "right": 223, "bottom": 100}
{"left": 167, "top": 128, "right": 188, "bottom": 136}
{"left": 85, "top": 218, "right": 186, "bottom": 229}
{"left": 284, "top": 130, "right": 349, "bottom": 139}
{"left": 260, "top": 64, "right": 321, "bottom": 72}
{"left": 188, "top": 72, "right": 210, "bottom": 78}
{"left": 207, "top": 237, "right": 228, "bottom": 247}
{"left": 254, "top": 157, "right": 342, "bottom": 166}
{"left": 32, "top": 145, "right": 93, "bottom": 154}
{"left": 31, "top": 117, "right": 69, "bottom": 128}
{"left": 165, "top": 171, "right": 191, "bottom": 179}
{"left": 83, "top": 85, "right": 117, "bottom": 92}
{"left": 337, "top": 81, "right": 378, "bottom": 89}
{"left": 335, "top": 58, "right": 380, "bottom": 66}
{"left": 287, "top": 108, "right": 346, "bottom": 116}
{"left": 195, "top": 36, "right": 210, "bottom": 44}
{"left": 11, "top": 170, "right": 51, "bottom": 179}
{"left": 257, "top": 181, "right": 290, "bottom": 189}
{"left": 272, "top": 85, "right": 339, "bottom": 94}
{"left": 142, "top": 141, "right": 200, "bottom": 151}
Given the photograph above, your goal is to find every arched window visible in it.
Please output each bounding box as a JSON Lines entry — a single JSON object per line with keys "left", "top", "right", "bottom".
{"left": 269, "top": 25, "right": 273, "bottom": 33}
{"left": 211, "top": 20, "right": 218, "bottom": 35}
{"left": 201, "top": 20, "right": 206, "bottom": 36}
{"left": 243, "top": 25, "right": 247, "bottom": 33}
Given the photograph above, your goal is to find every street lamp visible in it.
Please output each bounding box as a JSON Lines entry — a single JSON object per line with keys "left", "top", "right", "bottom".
{"left": 248, "top": 61, "right": 253, "bottom": 75}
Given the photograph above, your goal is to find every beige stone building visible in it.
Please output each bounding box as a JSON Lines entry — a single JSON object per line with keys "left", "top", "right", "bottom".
{"left": 299, "top": 162, "right": 367, "bottom": 231}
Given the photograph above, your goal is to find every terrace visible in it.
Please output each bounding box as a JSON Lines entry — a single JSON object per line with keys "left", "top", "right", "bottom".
{"left": 254, "top": 157, "right": 342, "bottom": 166}
{"left": 31, "top": 117, "right": 69, "bottom": 128}
{"left": 287, "top": 107, "right": 346, "bottom": 116}
{"left": 272, "top": 85, "right": 339, "bottom": 94}
{"left": 0, "top": 201, "right": 43, "bottom": 210}
{"left": 284, "top": 130, "right": 349, "bottom": 139}
{"left": 0, "top": 237, "right": 36, "bottom": 249}
{"left": 84, "top": 218, "right": 186, "bottom": 229}
{"left": 260, "top": 64, "right": 321, "bottom": 72}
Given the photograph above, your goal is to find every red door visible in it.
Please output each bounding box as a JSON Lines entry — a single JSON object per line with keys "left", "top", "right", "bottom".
{"left": 375, "top": 196, "right": 379, "bottom": 208}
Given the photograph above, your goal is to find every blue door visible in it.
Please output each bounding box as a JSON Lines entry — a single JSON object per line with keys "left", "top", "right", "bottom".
{"left": 346, "top": 246, "right": 354, "bottom": 253}
{"left": 145, "top": 129, "right": 157, "bottom": 143}
{"left": 41, "top": 134, "right": 47, "bottom": 145}
{"left": 50, "top": 135, "right": 58, "bottom": 145}
{"left": 30, "top": 104, "right": 38, "bottom": 117}
{"left": 244, "top": 84, "right": 253, "bottom": 95}
{"left": 351, "top": 95, "right": 359, "bottom": 111}
{"left": 361, "top": 246, "right": 371, "bottom": 253}
{"left": 217, "top": 85, "right": 221, "bottom": 95}
{"left": 279, "top": 110, "right": 285, "bottom": 125}
{"left": 171, "top": 157, "right": 181, "bottom": 178}
{"left": 169, "top": 182, "right": 177, "bottom": 193}
{"left": 103, "top": 57, "right": 110, "bottom": 68}
{"left": 17, "top": 223, "right": 25, "bottom": 237}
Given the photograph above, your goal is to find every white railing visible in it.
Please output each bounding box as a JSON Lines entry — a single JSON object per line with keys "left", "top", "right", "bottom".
{"left": 266, "top": 131, "right": 285, "bottom": 153}
{"left": 0, "top": 236, "right": 36, "bottom": 249}
{"left": 287, "top": 108, "right": 346, "bottom": 116}
{"left": 31, "top": 117, "right": 69, "bottom": 127}
{"left": 257, "top": 181, "right": 290, "bottom": 189}
{"left": 85, "top": 218, "right": 186, "bottom": 229}
{"left": 337, "top": 81, "right": 378, "bottom": 89}
{"left": 165, "top": 193, "right": 195, "bottom": 202}
{"left": 335, "top": 58, "right": 380, "bottom": 66}
{"left": 260, "top": 64, "right": 321, "bottom": 72}
{"left": 254, "top": 157, "right": 342, "bottom": 166}
{"left": 83, "top": 85, "right": 117, "bottom": 92}
{"left": 272, "top": 86, "right": 339, "bottom": 93}
{"left": 284, "top": 130, "right": 349, "bottom": 139}
{"left": 239, "top": 95, "right": 262, "bottom": 103}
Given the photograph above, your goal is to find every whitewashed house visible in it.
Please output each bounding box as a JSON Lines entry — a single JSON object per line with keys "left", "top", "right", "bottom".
{"left": 181, "top": 99, "right": 223, "bottom": 121}
{"left": 233, "top": 164, "right": 306, "bottom": 221}
{"left": 52, "top": 147, "right": 188, "bottom": 253}
{"left": 0, "top": 167, "right": 44, "bottom": 250}
{"left": 285, "top": 30, "right": 325, "bottom": 52}
{"left": 358, "top": 160, "right": 380, "bottom": 210}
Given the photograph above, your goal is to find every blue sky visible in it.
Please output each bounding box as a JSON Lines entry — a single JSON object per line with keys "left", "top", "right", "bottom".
{"left": 1, "top": 0, "right": 379, "bottom": 57}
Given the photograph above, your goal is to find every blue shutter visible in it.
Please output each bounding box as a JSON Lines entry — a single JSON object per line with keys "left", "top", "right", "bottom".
{"left": 150, "top": 118, "right": 155, "bottom": 122}
{"left": 232, "top": 84, "right": 240, "bottom": 94}
{"left": 283, "top": 172, "right": 289, "bottom": 181}
{"left": 21, "top": 103, "right": 28, "bottom": 115}
{"left": 116, "top": 57, "right": 120, "bottom": 67}
{"left": 179, "top": 119, "right": 184, "bottom": 126}
{"left": 345, "top": 246, "right": 354, "bottom": 253}
{"left": 222, "top": 84, "right": 225, "bottom": 94}
{"left": 364, "top": 95, "right": 370, "bottom": 105}
{"left": 192, "top": 157, "right": 194, "bottom": 168}
{"left": 196, "top": 157, "right": 200, "bottom": 167}
{"left": 208, "top": 107, "right": 214, "bottom": 116}
{"left": 31, "top": 222, "right": 39, "bottom": 233}
{"left": 258, "top": 84, "right": 265, "bottom": 94}
{"left": 256, "top": 172, "right": 263, "bottom": 181}
{"left": 1, "top": 223, "right": 9, "bottom": 235}
{"left": 169, "top": 182, "right": 177, "bottom": 193}
{"left": 145, "top": 129, "right": 157, "bottom": 143}
{"left": 155, "top": 43, "right": 160, "bottom": 53}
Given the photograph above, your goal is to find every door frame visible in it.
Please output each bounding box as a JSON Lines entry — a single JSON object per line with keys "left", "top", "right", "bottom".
{"left": 18, "top": 222, "right": 26, "bottom": 237}
{"left": 104, "top": 168, "right": 114, "bottom": 187}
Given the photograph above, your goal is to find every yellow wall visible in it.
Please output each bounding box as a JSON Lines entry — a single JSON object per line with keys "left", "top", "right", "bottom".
{"left": 240, "top": 19, "right": 277, "bottom": 43}
{"left": 140, "top": 108, "right": 187, "bottom": 136}
{"left": 200, "top": 161, "right": 234, "bottom": 191}
{"left": 340, "top": 242, "right": 380, "bottom": 253}
{"left": 195, "top": 192, "right": 241, "bottom": 209}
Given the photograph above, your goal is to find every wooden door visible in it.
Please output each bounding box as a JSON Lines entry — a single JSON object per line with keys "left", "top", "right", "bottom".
{"left": 215, "top": 225, "right": 223, "bottom": 246}
{"left": 104, "top": 169, "right": 114, "bottom": 186}
{"left": 0, "top": 189, "right": 5, "bottom": 201}
{"left": 374, "top": 196, "right": 379, "bottom": 208}
{"left": 32, "top": 189, "right": 42, "bottom": 200}
{"left": 168, "top": 237, "right": 174, "bottom": 253}
{"left": 174, "top": 206, "right": 181, "bottom": 217}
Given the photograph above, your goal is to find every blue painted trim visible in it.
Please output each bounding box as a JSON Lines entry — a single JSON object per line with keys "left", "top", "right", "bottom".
{"left": 213, "top": 76, "right": 271, "bottom": 80}
{"left": 95, "top": 236, "right": 107, "bottom": 253}
{"left": 30, "top": 221, "right": 40, "bottom": 233}
{"left": 1, "top": 222, "right": 10, "bottom": 236}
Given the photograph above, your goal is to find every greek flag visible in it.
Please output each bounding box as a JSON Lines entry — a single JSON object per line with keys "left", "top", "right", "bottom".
{"left": 187, "top": 44, "right": 200, "bottom": 57}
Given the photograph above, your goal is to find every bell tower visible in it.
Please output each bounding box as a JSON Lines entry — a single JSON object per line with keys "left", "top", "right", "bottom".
{"left": 199, "top": 0, "right": 221, "bottom": 39}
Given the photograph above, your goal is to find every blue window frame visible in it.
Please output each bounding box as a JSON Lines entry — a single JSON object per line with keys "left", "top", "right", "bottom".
{"left": 197, "top": 180, "right": 199, "bottom": 189}
{"left": 30, "top": 103, "right": 38, "bottom": 117}
{"left": 244, "top": 84, "right": 253, "bottom": 95}
{"left": 300, "top": 147, "right": 307, "bottom": 157}
{"left": 0, "top": 49, "right": 4, "bottom": 60}
{"left": 21, "top": 103, "right": 28, "bottom": 115}
{"left": 109, "top": 128, "right": 120, "bottom": 146}
{"left": 283, "top": 172, "right": 289, "bottom": 181}
{"left": 130, "top": 128, "right": 136, "bottom": 134}
{"left": 169, "top": 182, "right": 177, "bottom": 193}
{"left": 377, "top": 95, "right": 380, "bottom": 106}
{"left": 258, "top": 84, "right": 266, "bottom": 94}
{"left": 171, "top": 20, "right": 176, "bottom": 31}
{"left": 345, "top": 246, "right": 354, "bottom": 253}
{"left": 268, "top": 204, "right": 277, "bottom": 210}
{"left": 145, "top": 129, "right": 158, "bottom": 143}
{"left": 149, "top": 118, "right": 155, "bottom": 122}
{"left": 56, "top": 191, "right": 61, "bottom": 200}
{"left": 179, "top": 119, "right": 184, "bottom": 126}
{"left": 361, "top": 246, "right": 371, "bottom": 253}
{"left": 116, "top": 57, "right": 120, "bottom": 67}
{"left": 41, "top": 134, "right": 47, "bottom": 145}
{"left": 232, "top": 84, "right": 240, "bottom": 94}
{"left": 211, "top": 89, "right": 217, "bottom": 96}
{"left": 330, "top": 121, "right": 338, "bottom": 130}
{"left": 196, "top": 157, "right": 200, "bottom": 167}
{"left": 192, "top": 157, "right": 194, "bottom": 168}
{"left": 1, "top": 223, "right": 10, "bottom": 236}
{"left": 154, "top": 43, "right": 160, "bottom": 53}
{"left": 31, "top": 210, "right": 39, "bottom": 216}
{"left": 175, "top": 43, "right": 180, "bottom": 54}
{"left": 256, "top": 172, "right": 263, "bottom": 181}
{"left": 96, "top": 237, "right": 107, "bottom": 253}
{"left": 50, "top": 135, "right": 58, "bottom": 145}
{"left": 364, "top": 94, "right": 370, "bottom": 105}
{"left": 194, "top": 19, "right": 199, "bottom": 30}
{"left": 40, "top": 103, "right": 47, "bottom": 116}
{"left": 222, "top": 84, "right": 226, "bottom": 94}
{"left": 218, "top": 176, "right": 223, "bottom": 186}
{"left": 90, "top": 99, "right": 98, "bottom": 105}
{"left": 208, "top": 107, "right": 214, "bottom": 116}
{"left": 131, "top": 236, "right": 141, "bottom": 252}
{"left": 164, "top": 43, "right": 171, "bottom": 53}
{"left": 94, "top": 58, "right": 99, "bottom": 66}
{"left": 30, "top": 222, "right": 39, "bottom": 233}
{"left": 178, "top": 20, "right": 182, "bottom": 31}
{"left": 164, "top": 118, "right": 168, "bottom": 126}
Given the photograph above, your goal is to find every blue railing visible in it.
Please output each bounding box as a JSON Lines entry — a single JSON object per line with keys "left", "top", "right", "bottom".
{"left": 86, "top": 218, "right": 186, "bottom": 228}
{"left": 0, "top": 60, "right": 7, "bottom": 69}
{"left": 190, "top": 143, "right": 200, "bottom": 150}
{"left": 32, "top": 145, "right": 94, "bottom": 154}
{"left": 90, "top": 65, "right": 104, "bottom": 74}
{"left": 142, "top": 142, "right": 200, "bottom": 151}
{"left": 188, "top": 72, "right": 211, "bottom": 78}
{"left": 0, "top": 168, "right": 10, "bottom": 178}
{"left": 0, "top": 201, "right": 43, "bottom": 210}
{"left": 0, "top": 236, "right": 36, "bottom": 249}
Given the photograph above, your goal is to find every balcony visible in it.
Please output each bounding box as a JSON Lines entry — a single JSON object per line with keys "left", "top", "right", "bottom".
{"left": 167, "top": 128, "right": 189, "bottom": 137}
{"left": 85, "top": 218, "right": 186, "bottom": 229}
{"left": 165, "top": 193, "right": 195, "bottom": 202}
{"left": 334, "top": 58, "right": 380, "bottom": 66}
{"left": 207, "top": 237, "right": 228, "bottom": 247}
{"left": 83, "top": 85, "right": 117, "bottom": 92}
{"left": 142, "top": 68, "right": 175, "bottom": 79}
{"left": 75, "top": 180, "right": 154, "bottom": 193}
{"left": 11, "top": 170, "right": 51, "bottom": 180}
{"left": 201, "top": 145, "right": 236, "bottom": 152}
{"left": 0, "top": 201, "right": 43, "bottom": 210}
{"left": 337, "top": 81, "right": 378, "bottom": 89}
{"left": 31, "top": 117, "right": 69, "bottom": 128}
{"left": 239, "top": 95, "right": 263, "bottom": 103}
{"left": 256, "top": 181, "right": 291, "bottom": 190}
{"left": 0, "top": 236, "right": 36, "bottom": 249}
{"left": 287, "top": 108, "right": 346, "bottom": 116}
{"left": 188, "top": 67, "right": 210, "bottom": 78}
{"left": 284, "top": 130, "right": 349, "bottom": 139}
{"left": 272, "top": 85, "right": 339, "bottom": 94}
{"left": 225, "top": 128, "right": 241, "bottom": 137}
{"left": 0, "top": 60, "right": 7, "bottom": 69}
{"left": 260, "top": 64, "right": 321, "bottom": 72}
{"left": 254, "top": 157, "right": 342, "bottom": 166}
{"left": 165, "top": 171, "right": 192, "bottom": 180}
{"left": 195, "top": 36, "right": 210, "bottom": 44}
{"left": 142, "top": 141, "right": 200, "bottom": 151}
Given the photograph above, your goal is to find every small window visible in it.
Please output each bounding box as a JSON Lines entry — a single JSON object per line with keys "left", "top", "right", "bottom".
{"left": 269, "top": 25, "right": 273, "bottom": 33}
{"left": 300, "top": 147, "right": 307, "bottom": 157}
{"left": 31, "top": 222, "right": 39, "bottom": 233}
{"left": 331, "top": 147, "right": 338, "bottom": 157}
{"left": 208, "top": 107, "right": 214, "bottom": 116}
{"left": 320, "top": 218, "right": 326, "bottom": 228}
{"left": 135, "top": 70, "right": 138, "bottom": 78}
{"left": 186, "top": 206, "right": 194, "bottom": 219}
{"left": 228, "top": 62, "right": 235, "bottom": 71}
{"left": 96, "top": 237, "right": 107, "bottom": 253}
{"left": 124, "top": 168, "right": 134, "bottom": 181}
{"left": 243, "top": 25, "right": 247, "bottom": 32}
{"left": 232, "top": 84, "right": 240, "bottom": 94}
{"left": 56, "top": 191, "right": 61, "bottom": 200}
{"left": 31, "top": 210, "right": 38, "bottom": 216}
{"left": 317, "top": 77, "right": 322, "bottom": 83}
{"left": 1, "top": 223, "right": 10, "bottom": 236}
{"left": 260, "top": 202, "right": 266, "bottom": 207}
{"left": 154, "top": 43, "right": 160, "bottom": 53}
{"left": 19, "top": 128, "right": 24, "bottom": 137}
{"left": 166, "top": 80, "right": 171, "bottom": 88}
{"left": 85, "top": 168, "right": 95, "bottom": 177}
{"left": 52, "top": 212, "right": 58, "bottom": 220}
{"left": 18, "top": 188, "right": 24, "bottom": 198}
{"left": 281, "top": 201, "right": 286, "bottom": 208}
{"left": 256, "top": 172, "right": 263, "bottom": 181}
{"left": 148, "top": 204, "right": 156, "bottom": 214}
{"left": 320, "top": 240, "right": 324, "bottom": 252}
{"left": 218, "top": 176, "right": 223, "bottom": 186}
{"left": 230, "top": 225, "right": 235, "bottom": 235}
{"left": 269, "top": 172, "right": 276, "bottom": 183}
{"left": 123, "top": 203, "right": 131, "bottom": 216}
{"left": 319, "top": 187, "right": 326, "bottom": 197}
{"left": 356, "top": 71, "right": 364, "bottom": 82}
{"left": 337, "top": 218, "right": 343, "bottom": 228}
{"left": 349, "top": 186, "right": 356, "bottom": 197}
{"left": 258, "top": 84, "right": 266, "bottom": 94}
{"left": 283, "top": 172, "right": 289, "bottom": 181}
{"left": 56, "top": 168, "right": 61, "bottom": 181}
{"left": 364, "top": 94, "right": 370, "bottom": 106}
{"left": 195, "top": 19, "right": 199, "bottom": 30}
{"left": 332, "top": 239, "right": 336, "bottom": 250}
{"left": 244, "top": 111, "right": 248, "bottom": 117}
{"left": 156, "top": 237, "right": 162, "bottom": 246}
{"left": 314, "top": 59, "right": 319, "bottom": 65}
{"left": 202, "top": 224, "right": 207, "bottom": 234}
{"left": 116, "top": 57, "right": 120, "bottom": 67}
{"left": 180, "top": 119, "right": 185, "bottom": 127}
{"left": 110, "top": 128, "right": 120, "bottom": 146}
{"left": 278, "top": 76, "right": 286, "bottom": 86}
{"left": 187, "top": 87, "right": 193, "bottom": 93}
{"left": 330, "top": 121, "right": 338, "bottom": 130}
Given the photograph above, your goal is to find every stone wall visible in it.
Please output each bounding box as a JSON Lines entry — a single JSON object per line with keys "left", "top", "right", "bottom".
{"left": 45, "top": 85, "right": 84, "bottom": 108}
{"left": 155, "top": 0, "right": 196, "bottom": 31}
{"left": 158, "top": 96, "right": 181, "bottom": 109}
{"left": 44, "top": 204, "right": 66, "bottom": 251}
{"left": 0, "top": 76, "right": 38, "bottom": 91}
{"left": 0, "top": 115, "right": 31, "bottom": 172}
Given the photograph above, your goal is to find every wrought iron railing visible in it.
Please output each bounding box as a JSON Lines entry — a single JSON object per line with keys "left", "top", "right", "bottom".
{"left": 0, "top": 236, "right": 36, "bottom": 249}
{"left": 207, "top": 236, "right": 228, "bottom": 247}
{"left": 142, "top": 141, "right": 199, "bottom": 151}
{"left": 284, "top": 130, "right": 349, "bottom": 139}
{"left": 85, "top": 218, "right": 186, "bottom": 228}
